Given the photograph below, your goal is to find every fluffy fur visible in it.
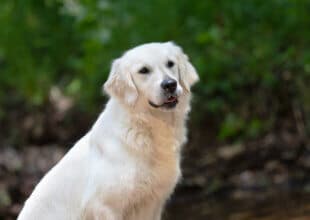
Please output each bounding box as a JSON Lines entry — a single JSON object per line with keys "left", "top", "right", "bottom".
{"left": 18, "top": 42, "right": 199, "bottom": 220}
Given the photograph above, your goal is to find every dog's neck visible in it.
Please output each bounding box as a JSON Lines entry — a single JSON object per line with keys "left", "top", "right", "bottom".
{"left": 90, "top": 97, "right": 190, "bottom": 155}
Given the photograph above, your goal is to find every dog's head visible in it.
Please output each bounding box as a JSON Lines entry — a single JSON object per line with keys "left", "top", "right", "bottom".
{"left": 104, "top": 42, "right": 199, "bottom": 110}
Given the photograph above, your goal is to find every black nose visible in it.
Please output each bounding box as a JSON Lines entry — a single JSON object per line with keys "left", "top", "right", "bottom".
{"left": 161, "top": 79, "right": 177, "bottom": 93}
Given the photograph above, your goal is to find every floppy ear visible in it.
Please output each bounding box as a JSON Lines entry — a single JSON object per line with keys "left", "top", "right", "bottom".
{"left": 168, "top": 42, "right": 199, "bottom": 92}
{"left": 103, "top": 58, "right": 138, "bottom": 106}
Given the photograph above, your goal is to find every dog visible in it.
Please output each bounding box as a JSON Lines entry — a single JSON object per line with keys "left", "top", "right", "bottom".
{"left": 17, "top": 42, "right": 199, "bottom": 220}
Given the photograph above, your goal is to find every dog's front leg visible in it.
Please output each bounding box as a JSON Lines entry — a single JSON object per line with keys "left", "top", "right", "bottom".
{"left": 82, "top": 201, "right": 119, "bottom": 220}
{"left": 152, "top": 202, "right": 164, "bottom": 220}
{"left": 132, "top": 201, "right": 164, "bottom": 220}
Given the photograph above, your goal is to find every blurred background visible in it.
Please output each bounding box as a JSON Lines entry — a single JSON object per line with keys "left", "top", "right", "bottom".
{"left": 0, "top": 0, "right": 309, "bottom": 219}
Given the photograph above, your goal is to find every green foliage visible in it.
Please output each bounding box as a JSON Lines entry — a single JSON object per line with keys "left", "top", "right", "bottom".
{"left": 0, "top": 0, "right": 309, "bottom": 140}
{"left": 218, "top": 114, "right": 264, "bottom": 140}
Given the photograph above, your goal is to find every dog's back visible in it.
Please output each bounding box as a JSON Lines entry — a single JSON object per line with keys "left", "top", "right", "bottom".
{"left": 18, "top": 134, "right": 91, "bottom": 220}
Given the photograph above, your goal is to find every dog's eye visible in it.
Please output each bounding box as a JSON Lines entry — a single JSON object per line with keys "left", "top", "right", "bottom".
{"left": 167, "top": 60, "right": 174, "bottom": 68}
{"left": 138, "top": 67, "right": 150, "bottom": 74}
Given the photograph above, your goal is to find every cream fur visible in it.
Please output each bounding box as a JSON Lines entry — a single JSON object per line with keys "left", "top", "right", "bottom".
{"left": 17, "top": 42, "right": 199, "bottom": 220}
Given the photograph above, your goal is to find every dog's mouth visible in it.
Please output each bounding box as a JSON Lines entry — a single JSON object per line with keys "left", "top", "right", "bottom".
{"left": 149, "top": 95, "right": 178, "bottom": 109}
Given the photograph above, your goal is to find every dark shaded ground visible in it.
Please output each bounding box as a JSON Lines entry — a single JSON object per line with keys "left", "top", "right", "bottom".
{"left": 165, "top": 192, "right": 310, "bottom": 220}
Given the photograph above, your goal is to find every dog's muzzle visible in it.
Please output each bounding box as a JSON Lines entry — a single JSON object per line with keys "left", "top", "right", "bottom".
{"left": 149, "top": 94, "right": 178, "bottom": 109}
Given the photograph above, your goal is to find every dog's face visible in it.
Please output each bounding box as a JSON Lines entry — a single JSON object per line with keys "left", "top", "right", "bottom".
{"left": 104, "top": 42, "right": 199, "bottom": 110}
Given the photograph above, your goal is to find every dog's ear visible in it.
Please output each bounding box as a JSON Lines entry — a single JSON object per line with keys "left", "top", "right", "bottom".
{"left": 104, "top": 58, "right": 138, "bottom": 106}
{"left": 167, "top": 42, "right": 199, "bottom": 92}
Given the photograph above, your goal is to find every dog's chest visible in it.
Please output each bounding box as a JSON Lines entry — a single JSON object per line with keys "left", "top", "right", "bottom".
{"left": 94, "top": 136, "right": 180, "bottom": 209}
{"left": 83, "top": 150, "right": 180, "bottom": 219}
{"left": 85, "top": 115, "right": 183, "bottom": 217}
{"left": 119, "top": 143, "right": 180, "bottom": 199}
{"left": 130, "top": 126, "right": 181, "bottom": 195}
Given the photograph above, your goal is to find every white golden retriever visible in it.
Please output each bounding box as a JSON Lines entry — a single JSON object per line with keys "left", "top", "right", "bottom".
{"left": 18, "top": 42, "right": 199, "bottom": 220}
